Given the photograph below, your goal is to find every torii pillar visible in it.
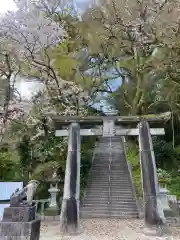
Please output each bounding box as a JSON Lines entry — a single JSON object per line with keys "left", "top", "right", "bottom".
{"left": 138, "top": 121, "right": 169, "bottom": 235}
{"left": 59, "top": 123, "right": 81, "bottom": 234}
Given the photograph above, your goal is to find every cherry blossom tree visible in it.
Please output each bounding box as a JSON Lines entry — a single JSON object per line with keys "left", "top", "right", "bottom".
{"left": 0, "top": 37, "right": 23, "bottom": 142}
{"left": 0, "top": 0, "right": 88, "bottom": 143}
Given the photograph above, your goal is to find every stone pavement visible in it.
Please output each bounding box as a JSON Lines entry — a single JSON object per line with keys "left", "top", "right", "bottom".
{"left": 40, "top": 219, "right": 180, "bottom": 240}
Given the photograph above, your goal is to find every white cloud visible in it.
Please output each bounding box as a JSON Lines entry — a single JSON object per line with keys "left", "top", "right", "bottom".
{"left": 0, "top": 0, "right": 17, "bottom": 13}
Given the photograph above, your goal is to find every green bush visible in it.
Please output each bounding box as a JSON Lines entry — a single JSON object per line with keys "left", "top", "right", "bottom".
{"left": 125, "top": 143, "right": 142, "bottom": 197}
{"left": 0, "top": 151, "right": 21, "bottom": 181}
{"left": 168, "top": 171, "right": 180, "bottom": 199}
{"left": 153, "top": 137, "right": 180, "bottom": 197}
{"left": 153, "top": 137, "right": 178, "bottom": 169}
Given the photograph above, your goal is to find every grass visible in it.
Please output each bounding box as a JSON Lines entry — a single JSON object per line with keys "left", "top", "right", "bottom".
{"left": 125, "top": 142, "right": 143, "bottom": 198}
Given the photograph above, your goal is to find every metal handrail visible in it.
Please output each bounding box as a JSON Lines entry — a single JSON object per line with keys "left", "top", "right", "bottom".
{"left": 108, "top": 136, "right": 112, "bottom": 216}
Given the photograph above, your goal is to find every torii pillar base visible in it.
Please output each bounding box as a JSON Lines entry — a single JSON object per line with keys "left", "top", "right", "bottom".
{"left": 143, "top": 225, "right": 171, "bottom": 237}
{"left": 60, "top": 199, "right": 80, "bottom": 235}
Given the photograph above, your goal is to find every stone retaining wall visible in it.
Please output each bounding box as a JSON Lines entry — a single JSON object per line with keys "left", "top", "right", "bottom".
{"left": 166, "top": 217, "right": 180, "bottom": 227}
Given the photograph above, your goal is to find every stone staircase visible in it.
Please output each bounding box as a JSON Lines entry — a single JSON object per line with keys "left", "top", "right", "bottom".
{"left": 80, "top": 136, "right": 139, "bottom": 219}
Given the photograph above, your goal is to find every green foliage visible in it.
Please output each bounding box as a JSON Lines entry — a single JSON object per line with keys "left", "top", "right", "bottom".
{"left": 125, "top": 143, "right": 142, "bottom": 197}
{"left": 3, "top": 0, "right": 180, "bottom": 203}
{"left": 17, "top": 135, "right": 37, "bottom": 183}
{"left": 32, "top": 161, "right": 59, "bottom": 181}
{"left": 153, "top": 137, "right": 179, "bottom": 169}
{"left": 168, "top": 172, "right": 180, "bottom": 199}
{"left": 157, "top": 168, "right": 171, "bottom": 180}
{"left": 0, "top": 150, "right": 21, "bottom": 181}
{"left": 80, "top": 136, "right": 96, "bottom": 199}
{"left": 153, "top": 137, "right": 180, "bottom": 197}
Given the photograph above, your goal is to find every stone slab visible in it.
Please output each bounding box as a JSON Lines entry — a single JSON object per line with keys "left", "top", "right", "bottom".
{"left": 2, "top": 206, "right": 36, "bottom": 222}
{"left": 55, "top": 128, "right": 165, "bottom": 136}
{"left": 143, "top": 224, "right": 171, "bottom": 237}
{"left": 0, "top": 219, "right": 41, "bottom": 240}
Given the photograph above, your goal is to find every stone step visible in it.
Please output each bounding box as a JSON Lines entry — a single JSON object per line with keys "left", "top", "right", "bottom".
{"left": 90, "top": 178, "right": 130, "bottom": 181}
{"left": 89, "top": 180, "right": 131, "bottom": 182}
{"left": 90, "top": 179, "right": 130, "bottom": 182}
{"left": 93, "top": 157, "right": 125, "bottom": 159}
{"left": 85, "top": 194, "right": 135, "bottom": 198}
{"left": 90, "top": 177, "right": 130, "bottom": 179}
{"left": 94, "top": 157, "right": 125, "bottom": 158}
{"left": 92, "top": 167, "right": 128, "bottom": 169}
{"left": 80, "top": 210, "right": 139, "bottom": 218}
{"left": 82, "top": 137, "right": 138, "bottom": 219}
{"left": 92, "top": 164, "right": 128, "bottom": 166}
{"left": 88, "top": 183, "right": 132, "bottom": 186}
{"left": 83, "top": 202, "right": 137, "bottom": 206}
{"left": 92, "top": 171, "right": 129, "bottom": 172}
{"left": 91, "top": 173, "right": 129, "bottom": 176}
{"left": 83, "top": 202, "right": 137, "bottom": 207}
{"left": 91, "top": 169, "right": 129, "bottom": 172}
{"left": 90, "top": 175, "right": 130, "bottom": 177}
{"left": 90, "top": 178, "right": 131, "bottom": 180}
{"left": 91, "top": 167, "right": 127, "bottom": 169}
{"left": 85, "top": 195, "right": 135, "bottom": 200}
{"left": 86, "top": 192, "right": 133, "bottom": 196}
{"left": 83, "top": 198, "right": 137, "bottom": 203}
{"left": 93, "top": 159, "right": 126, "bottom": 162}
{"left": 82, "top": 208, "right": 138, "bottom": 213}
{"left": 87, "top": 186, "right": 132, "bottom": 189}
{"left": 80, "top": 214, "right": 139, "bottom": 219}
{"left": 81, "top": 207, "right": 138, "bottom": 213}
{"left": 86, "top": 193, "right": 134, "bottom": 197}
{"left": 96, "top": 143, "right": 123, "bottom": 145}
{"left": 80, "top": 207, "right": 138, "bottom": 213}
{"left": 86, "top": 189, "right": 133, "bottom": 193}
{"left": 88, "top": 184, "right": 131, "bottom": 187}
{"left": 87, "top": 186, "right": 133, "bottom": 189}
{"left": 93, "top": 158, "right": 125, "bottom": 160}
{"left": 89, "top": 181, "right": 131, "bottom": 184}
{"left": 93, "top": 163, "right": 128, "bottom": 165}
{"left": 97, "top": 142, "right": 123, "bottom": 144}
{"left": 90, "top": 178, "right": 130, "bottom": 180}
{"left": 83, "top": 203, "right": 137, "bottom": 208}
{"left": 93, "top": 158, "right": 124, "bottom": 160}
{"left": 83, "top": 203, "right": 136, "bottom": 207}
{"left": 85, "top": 196, "right": 135, "bottom": 200}
{"left": 90, "top": 176, "right": 130, "bottom": 178}
{"left": 93, "top": 163, "right": 127, "bottom": 165}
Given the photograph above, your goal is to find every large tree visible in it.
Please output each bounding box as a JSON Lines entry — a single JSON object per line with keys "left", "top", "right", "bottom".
{"left": 79, "top": 0, "right": 180, "bottom": 115}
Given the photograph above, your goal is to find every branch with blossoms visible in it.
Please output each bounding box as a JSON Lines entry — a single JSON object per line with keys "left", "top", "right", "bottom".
{"left": 0, "top": 44, "right": 22, "bottom": 143}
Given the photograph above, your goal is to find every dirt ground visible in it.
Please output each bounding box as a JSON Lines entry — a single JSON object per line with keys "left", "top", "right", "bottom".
{"left": 40, "top": 219, "right": 180, "bottom": 240}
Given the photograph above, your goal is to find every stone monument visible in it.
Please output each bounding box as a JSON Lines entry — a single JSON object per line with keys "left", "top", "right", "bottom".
{"left": 0, "top": 180, "right": 41, "bottom": 240}
{"left": 159, "top": 186, "right": 170, "bottom": 211}
{"left": 48, "top": 171, "right": 60, "bottom": 208}
{"left": 45, "top": 171, "right": 60, "bottom": 216}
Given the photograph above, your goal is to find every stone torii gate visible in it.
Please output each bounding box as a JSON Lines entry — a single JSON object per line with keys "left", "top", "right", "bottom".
{"left": 49, "top": 112, "right": 170, "bottom": 234}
